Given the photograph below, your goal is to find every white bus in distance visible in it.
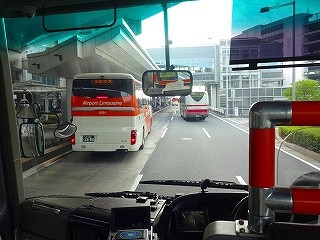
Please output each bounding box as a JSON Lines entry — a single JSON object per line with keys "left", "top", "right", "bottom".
{"left": 171, "top": 97, "right": 179, "bottom": 106}
{"left": 179, "top": 91, "right": 209, "bottom": 120}
{"left": 69, "top": 73, "right": 152, "bottom": 152}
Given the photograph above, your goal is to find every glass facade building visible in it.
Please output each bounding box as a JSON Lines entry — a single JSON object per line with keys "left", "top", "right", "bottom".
{"left": 146, "top": 44, "right": 287, "bottom": 116}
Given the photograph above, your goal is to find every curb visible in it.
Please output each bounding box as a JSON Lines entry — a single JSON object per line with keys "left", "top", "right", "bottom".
{"left": 22, "top": 141, "right": 72, "bottom": 175}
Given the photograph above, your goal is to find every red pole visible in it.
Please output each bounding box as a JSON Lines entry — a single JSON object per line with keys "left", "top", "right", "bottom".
{"left": 291, "top": 101, "right": 320, "bottom": 126}
{"left": 248, "top": 101, "right": 320, "bottom": 233}
{"left": 292, "top": 188, "right": 320, "bottom": 215}
{"left": 249, "top": 128, "right": 275, "bottom": 188}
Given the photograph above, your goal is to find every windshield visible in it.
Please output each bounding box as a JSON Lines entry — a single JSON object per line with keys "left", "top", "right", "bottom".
{"left": 2, "top": 0, "right": 320, "bottom": 199}
{"left": 72, "top": 79, "right": 133, "bottom": 98}
{"left": 190, "top": 92, "right": 206, "bottom": 102}
{"left": 230, "top": 0, "right": 320, "bottom": 65}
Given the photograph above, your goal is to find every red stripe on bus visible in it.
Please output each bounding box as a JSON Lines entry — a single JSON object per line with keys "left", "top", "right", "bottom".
{"left": 72, "top": 95, "right": 137, "bottom": 108}
{"left": 185, "top": 104, "right": 208, "bottom": 107}
{"left": 157, "top": 79, "right": 191, "bottom": 85}
{"left": 186, "top": 110, "right": 209, "bottom": 113}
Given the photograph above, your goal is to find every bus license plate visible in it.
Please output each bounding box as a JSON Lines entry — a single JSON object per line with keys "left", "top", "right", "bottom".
{"left": 83, "top": 135, "right": 95, "bottom": 142}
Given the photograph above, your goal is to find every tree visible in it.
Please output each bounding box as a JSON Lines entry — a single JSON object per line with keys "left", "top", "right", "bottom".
{"left": 283, "top": 79, "right": 320, "bottom": 101}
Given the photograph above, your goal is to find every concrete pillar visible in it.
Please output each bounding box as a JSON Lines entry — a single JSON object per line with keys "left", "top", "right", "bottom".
{"left": 61, "top": 77, "right": 72, "bottom": 122}
{"left": 210, "top": 84, "right": 218, "bottom": 109}
{"left": 44, "top": 94, "right": 49, "bottom": 113}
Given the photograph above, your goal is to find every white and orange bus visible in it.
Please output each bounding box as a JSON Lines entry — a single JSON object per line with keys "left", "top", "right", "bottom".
{"left": 179, "top": 91, "right": 209, "bottom": 120}
{"left": 69, "top": 73, "right": 152, "bottom": 152}
{"left": 171, "top": 97, "right": 179, "bottom": 106}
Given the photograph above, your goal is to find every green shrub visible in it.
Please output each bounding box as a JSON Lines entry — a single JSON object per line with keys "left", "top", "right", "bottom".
{"left": 278, "top": 126, "right": 320, "bottom": 153}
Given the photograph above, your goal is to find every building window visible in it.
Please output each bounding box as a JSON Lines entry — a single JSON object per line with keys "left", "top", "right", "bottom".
{"left": 242, "top": 80, "right": 249, "bottom": 88}
{"left": 274, "top": 88, "right": 282, "bottom": 96}
{"left": 243, "top": 98, "right": 250, "bottom": 108}
{"left": 230, "top": 81, "right": 237, "bottom": 88}
{"left": 259, "top": 88, "right": 266, "bottom": 96}
{"left": 251, "top": 98, "right": 259, "bottom": 105}
{"left": 235, "top": 89, "right": 242, "bottom": 97}
{"left": 266, "top": 88, "right": 273, "bottom": 96}
{"left": 253, "top": 80, "right": 259, "bottom": 87}
{"left": 243, "top": 89, "right": 250, "bottom": 97}
{"left": 251, "top": 89, "right": 258, "bottom": 96}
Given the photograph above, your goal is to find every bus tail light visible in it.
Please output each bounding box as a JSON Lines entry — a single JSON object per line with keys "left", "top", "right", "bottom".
{"left": 131, "top": 130, "right": 137, "bottom": 145}
{"left": 70, "top": 134, "right": 75, "bottom": 145}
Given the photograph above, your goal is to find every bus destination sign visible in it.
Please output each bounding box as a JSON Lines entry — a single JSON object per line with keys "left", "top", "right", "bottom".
{"left": 92, "top": 79, "right": 113, "bottom": 85}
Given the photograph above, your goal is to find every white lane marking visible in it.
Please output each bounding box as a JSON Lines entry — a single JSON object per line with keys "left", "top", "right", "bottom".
{"left": 210, "top": 113, "right": 249, "bottom": 134}
{"left": 130, "top": 174, "right": 143, "bottom": 191}
{"left": 161, "top": 128, "right": 168, "bottom": 138}
{"left": 171, "top": 111, "right": 176, "bottom": 121}
{"left": 211, "top": 114, "right": 320, "bottom": 171}
{"left": 181, "top": 138, "right": 192, "bottom": 140}
{"left": 202, "top": 128, "right": 212, "bottom": 138}
{"left": 236, "top": 176, "right": 247, "bottom": 185}
{"left": 227, "top": 117, "right": 244, "bottom": 123}
{"left": 275, "top": 147, "right": 320, "bottom": 171}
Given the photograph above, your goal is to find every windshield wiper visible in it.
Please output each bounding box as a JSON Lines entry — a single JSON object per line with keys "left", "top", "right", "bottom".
{"left": 85, "top": 191, "right": 176, "bottom": 201}
{"left": 85, "top": 191, "right": 157, "bottom": 198}
{"left": 140, "top": 179, "right": 248, "bottom": 192}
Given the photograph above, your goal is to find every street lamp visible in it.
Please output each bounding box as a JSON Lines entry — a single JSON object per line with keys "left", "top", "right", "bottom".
{"left": 260, "top": 1, "right": 296, "bottom": 100}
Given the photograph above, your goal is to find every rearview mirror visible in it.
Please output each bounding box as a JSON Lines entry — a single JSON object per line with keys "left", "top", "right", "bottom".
{"left": 16, "top": 103, "right": 41, "bottom": 119}
{"left": 54, "top": 122, "right": 77, "bottom": 138}
{"left": 19, "top": 122, "right": 45, "bottom": 158}
{"left": 142, "top": 70, "right": 193, "bottom": 96}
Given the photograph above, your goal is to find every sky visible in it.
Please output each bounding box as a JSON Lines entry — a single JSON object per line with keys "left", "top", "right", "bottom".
{"left": 136, "top": 0, "right": 233, "bottom": 48}
{"left": 136, "top": 0, "right": 318, "bottom": 49}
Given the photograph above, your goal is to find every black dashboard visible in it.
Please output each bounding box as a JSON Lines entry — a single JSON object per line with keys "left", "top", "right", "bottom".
{"left": 20, "top": 191, "right": 248, "bottom": 240}
{"left": 154, "top": 192, "right": 248, "bottom": 240}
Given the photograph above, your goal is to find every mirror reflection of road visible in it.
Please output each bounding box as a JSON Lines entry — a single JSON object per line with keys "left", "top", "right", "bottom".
{"left": 24, "top": 106, "right": 320, "bottom": 197}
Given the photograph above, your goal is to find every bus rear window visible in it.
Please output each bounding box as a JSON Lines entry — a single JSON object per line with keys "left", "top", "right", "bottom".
{"left": 72, "top": 79, "right": 133, "bottom": 98}
{"left": 190, "top": 92, "right": 205, "bottom": 102}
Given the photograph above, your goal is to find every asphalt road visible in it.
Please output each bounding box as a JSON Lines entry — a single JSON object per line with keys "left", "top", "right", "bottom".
{"left": 137, "top": 108, "right": 320, "bottom": 194}
{"left": 139, "top": 110, "right": 249, "bottom": 181}
{"left": 23, "top": 106, "right": 320, "bottom": 198}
